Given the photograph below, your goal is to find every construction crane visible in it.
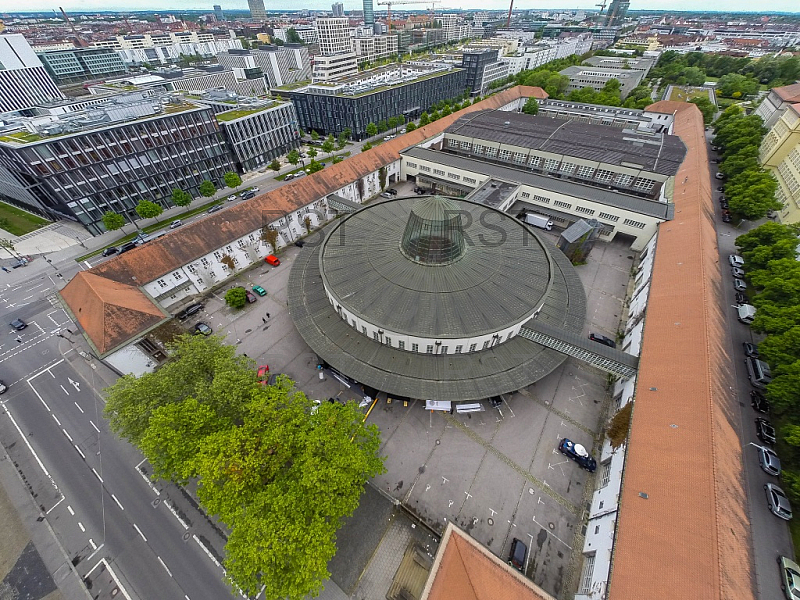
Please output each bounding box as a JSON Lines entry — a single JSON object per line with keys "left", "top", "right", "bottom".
{"left": 376, "top": 0, "right": 441, "bottom": 30}
{"left": 506, "top": 0, "right": 513, "bottom": 27}
{"left": 596, "top": 0, "right": 608, "bottom": 13}
{"left": 59, "top": 6, "right": 87, "bottom": 47}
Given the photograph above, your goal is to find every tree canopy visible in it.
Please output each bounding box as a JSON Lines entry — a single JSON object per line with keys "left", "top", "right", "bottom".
{"left": 135, "top": 199, "right": 163, "bottom": 222}
{"left": 171, "top": 188, "right": 192, "bottom": 208}
{"left": 103, "top": 336, "right": 384, "bottom": 599}
{"left": 224, "top": 171, "right": 242, "bottom": 189}
{"left": 199, "top": 180, "right": 216, "bottom": 198}
{"left": 102, "top": 211, "right": 126, "bottom": 232}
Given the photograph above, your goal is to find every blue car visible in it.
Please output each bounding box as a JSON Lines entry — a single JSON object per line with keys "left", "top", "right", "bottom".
{"left": 558, "top": 438, "right": 597, "bottom": 473}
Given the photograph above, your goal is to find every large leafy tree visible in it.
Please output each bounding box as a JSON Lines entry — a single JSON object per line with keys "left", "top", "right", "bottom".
{"left": 522, "top": 97, "right": 539, "bottom": 115}
{"left": 225, "top": 287, "right": 247, "bottom": 308}
{"left": 171, "top": 188, "right": 192, "bottom": 209}
{"left": 135, "top": 199, "right": 163, "bottom": 222}
{"left": 104, "top": 336, "right": 384, "bottom": 599}
{"left": 286, "top": 149, "right": 300, "bottom": 166}
{"left": 199, "top": 180, "right": 216, "bottom": 198}
{"left": 102, "top": 211, "right": 126, "bottom": 232}
{"left": 224, "top": 171, "right": 242, "bottom": 188}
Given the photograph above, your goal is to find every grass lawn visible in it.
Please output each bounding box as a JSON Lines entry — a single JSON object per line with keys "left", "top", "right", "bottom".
{"left": 0, "top": 201, "right": 50, "bottom": 236}
{"left": 669, "top": 86, "right": 712, "bottom": 102}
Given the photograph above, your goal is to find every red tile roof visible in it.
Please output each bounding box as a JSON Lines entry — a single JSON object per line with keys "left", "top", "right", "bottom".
{"left": 773, "top": 82, "right": 800, "bottom": 103}
{"left": 421, "top": 523, "right": 555, "bottom": 600}
{"left": 59, "top": 271, "right": 167, "bottom": 355}
{"left": 608, "top": 101, "right": 755, "bottom": 599}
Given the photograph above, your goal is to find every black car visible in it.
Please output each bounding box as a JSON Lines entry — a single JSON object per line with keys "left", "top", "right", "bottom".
{"left": 294, "top": 240, "right": 306, "bottom": 248}
{"left": 489, "top": 396, "right": 504, "bottom": 408}
{"left": 720, "top": 200, "right": 729, "bottom": 209}
{"left": 207, "top": 204, "right": 224, "bottom": 214}
{"left": 558, "top": 438, "right": 597, "bottom": 472}
{"left": 743, "top": 342, "right": 759, "bottom": 358}
{"left": 588, "top": 333, "right": 616, "bottom": 348}
{"left": 717, "top": 186, "right": 725, "bottom": 192}
{"left": 194, "top": 322, "right": 213, "bottom": 336}
{"left": 102, "top": 246, "right": 119, "bottom": 257}
{"left": 756, "top": 417, "right": 777, "bottom": 445}
{"left": 735, "top": 292, "right": 747, "bottom": 304}
{"left": 387, "top": 188, "right": 398, "bottom": 196}
{"left": 10, "top": 318, "right": 27, "bottom": 330}
{"left": 722, "top": 213, "right": 732, "bottom": 223}
{"left": 241, "top": 191, "right": 256, "bottom": 200}
{"left": 119, "top": 241, "right": 138, "bottom": 253}
{"left": 508, "top": 538, "right": 527, "bottom": 572}
{"left": 751, "top": 390, "right": 770, "bottom": 414}
{"left": 176, "top": 303, "right": 204, "bottom": 321}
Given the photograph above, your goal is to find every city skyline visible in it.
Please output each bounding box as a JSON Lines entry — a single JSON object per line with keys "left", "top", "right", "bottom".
{"left": 7, "top": 2, "right": 800, "bottom": 14}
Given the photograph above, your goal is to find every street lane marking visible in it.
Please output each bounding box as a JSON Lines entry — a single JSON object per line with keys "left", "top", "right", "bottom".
{"left": 74, "top": 402, "right": 84, "bottom": 414}
{"left": 111, "top": 494, "right": 124, "bottom": 510}
{"left": 62, "top": 429, "right": 72, "bottom": 442}
{"left": 136, "top": 466, "right": 161, "bottom": 495}
{"left": 52, "top": 414, "right": 61, "bottom": 426}
{"left": 164, "top": 499, "right": 189, "bottom": 530}
{"left": 92, "top": 468, "right": 103, "bottom": 483}
{"left": 89, "top": 539, "right": 97, "bottom": 550}
{"left": 60, "top": 384, "right": 69, "bottom": 395}
{"left": 75, "top": 445, "right": 86, "bottom": 459}
{"left": 133, "top": 523, "right": 147, "bottom": 542}
{"left": 157, "top": 556, "right": 173, "bottom": 577}
{"left": 27, "top": 358, "right": 64, "bottom": 381}
{"left": 85, "top": 543, "right": 104, "bottom": 563}
{"left": 78, "top": 522, "right": 85, "bottom": 532}
{"left": 67, "top": 506, "right": 74, "bottom": 516}
{"left": 45, "top": 495, "right": 64, "bottom": 515}
{"left": 86, "top": 559, "right": 132, "bottom": 600}
{"left": 89, "top": 420, "right": 100, "bottom": 433}
{"left": 3, "top": 405, "right": 61, "bottom": 497}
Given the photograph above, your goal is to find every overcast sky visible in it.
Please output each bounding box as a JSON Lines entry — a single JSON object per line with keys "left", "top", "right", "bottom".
{"left": 13, "top": 1, "right": 800, "bottom": 15}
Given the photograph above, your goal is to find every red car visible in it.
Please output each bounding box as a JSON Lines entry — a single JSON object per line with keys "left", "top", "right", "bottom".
{"left": 265, "top": 254, "right": 280, "bottom": 266}
{"left": 257, "top": 365, "right": 270, "bottom": 384}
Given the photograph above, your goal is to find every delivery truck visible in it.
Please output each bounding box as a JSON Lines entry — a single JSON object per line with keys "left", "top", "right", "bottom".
{"left": 523, "top": 213, "right": 553, "bottom": 231}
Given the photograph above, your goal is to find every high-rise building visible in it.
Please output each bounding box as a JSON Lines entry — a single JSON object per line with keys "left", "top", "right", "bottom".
{"left": 251, "top": 45, "right": 312, "bottom": 88}
{"left": 332, "top": 2, "right": 344, "bottom": 17}
{"left": 0, "top": 34, "right": 65, "bottom": 113}
{"left": 363, "top": 0, "right": 375, "bottom": 25}
{"left": 604, "top": 0, "right": 630, "bottom": 27}
{"left": 316, "top": 17, "right": 353, "bottom": 55}
{"left": 248, "top": 0, "right": 267, "bottom": 21}
{"left": 213, "top": 5, "right": 225, "bottom": 21}
{"left": 37, "top": 48, "right": 127, "bottom": 84}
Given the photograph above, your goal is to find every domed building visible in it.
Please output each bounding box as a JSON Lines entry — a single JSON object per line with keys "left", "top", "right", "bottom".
{"left": 288, "top": 195, "right": 586, "bottom": 402}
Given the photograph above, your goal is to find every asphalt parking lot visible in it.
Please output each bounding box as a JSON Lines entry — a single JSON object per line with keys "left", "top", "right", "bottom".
{"left": 177, "top": 219, "right": 634, "bottom": 598}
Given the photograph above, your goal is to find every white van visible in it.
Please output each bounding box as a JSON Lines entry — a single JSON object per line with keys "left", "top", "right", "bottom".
{"left": 737, "top": 304, "right": 756, "bottom": 324}
{"left": 523, "top": 213, "right": 553, "bottom": 231}
{"left": 746, "top": 357, "right": 772, "bottom": 389}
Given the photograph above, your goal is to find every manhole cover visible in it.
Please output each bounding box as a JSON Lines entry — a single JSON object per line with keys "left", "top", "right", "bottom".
{"left": 435, "top": 439, "right": 440, "bottom": 445}
{"left": 548, "top": 522, "right": 555, "bottom": 530}
{"left": 488, "top": 518, "right": 494, "bottom": 526}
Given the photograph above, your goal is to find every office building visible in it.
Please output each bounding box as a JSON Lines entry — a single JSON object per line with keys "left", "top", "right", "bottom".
{"left": 214, "top": 5, "right": 225, "bottom": 21}
{"left": 559, "top": 65, "right": 645, "bottom": 97}
{"left": 755, "top": 83, "right": 800, "bottom": 129}
{"left": 316, "top": 17, "right": 353, "bottom": 55}
{"left": 759, "top": 103, "right": 800, "bottom": 224}
{"left": 311, "top": 53, "right": 359, "bottom": 82}
{"left": 115, "top": 38, "right": 243, "bottom": 67}
{"left": 274, "top": 26, "right": 318, "bottom": 45}
{"left": 248, "top": 0, "right": 267, "bottom": 21}
{"left": 461, "top": 48, "right": 508, "bottom": 94}
{"left": 91, "top": 31, "right": 220, "bottom": 50}
{"left": 363, "top": 0, "right": 375, "bottom": 25}
{"left": 251, "top": 45, "right": 311, "bottom": 89}
{"left": 604, "top": 0, "right": 630, "bottom": 27}
{"left": 0, "top": 94, "right": 234, "bottom": 235}
{"left": 582, "top": 55, "right": 656, "bottom": 76}
{"left": 279, "top": 63, "right": 466, "bottom": 138}
{"left": 215, "top": 99, "right": 301, "bottom": 172}
{"left": 37, "top": 48, "right": 127, "bottom": 84}
{"left": 217, "top": 49, "right": 266, "bottom": 81}
{"left": 332, "top": 2, "right": 344, "bottom": 17}
{"left": 0, "top": 34, "right": 65, "bottom": 113}
{"left": 353, "top": 34, "right": 399, "bottom": 64}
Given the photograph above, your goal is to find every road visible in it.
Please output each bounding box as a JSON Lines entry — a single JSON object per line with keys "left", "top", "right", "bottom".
{"left": 707, "top": 132, "right": 793, "bottom": 600}
{"left": 0, "top": 288, "right": 236, "bottom": 600}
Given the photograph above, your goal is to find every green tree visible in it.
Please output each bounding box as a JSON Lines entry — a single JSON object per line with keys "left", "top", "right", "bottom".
{"left": 522, "top": 97, "right": 539, "bottom": 115}
{"left": 405, "top": 122, "right": 417, "bottom": 132}
{"left": 688, "top": 97, "right": 715, "bottom": 124}
{"left": 171, "top": 188, "right": 192, "bottom": 209}
{"left": 307, "top": 160, "right": 324, "bottom": 174}
{"left": 286, "top": 27, "right": 303, "bottom": 44}
{"left": 361, "top": 142, "right": 373, "bottom": 152}
{"left": 310, "top": 130, "right": 319, "bottom": 142}
{"left": 717, "top": 73, "right": 759, "bottom": 98}
{"left": 224, "top": 171, "right": 242, "bottom": 188}
{"left": 307, "top": 148, "right": 318, "bottom": 159}
{"left": 430, "top": 110, "right": 441, "bottom": 121}
{"left": 766, "top": 360, "right": 800, "bottom": 415}
{"left": 199, "top": 180, "right": 216, "bottom": 198}
{"left": 269, "top": 158, "right": 281, "bottom": 171}
{"left": 758, "top": 326, "right": 800, "bottom": 369}
{"left": 102, "top": 211, "right": 126, "bottom": 232}
{"left": 322, "top": 134, "right": 335, "bottom": 158}
{"left": 337, "top": 132, "right": 347, "bottom": 149}
{"left": 726, "top": 169, "right": 780, "bottom": 221}
{"left": 135, "top": 199, "right": 163, "bottom": 222}
{"left": 379, "top": 166, "right": 387, "bottom": 190}
{"left": 342, "top": 127, "right": 352, "bottom": 140}
{"left": 440, "top": 105, "right": 452, "bottom": 117}
{"left": 387, "top": 116, "right": 399, "bottom": 132}
{"left": 377, "top": 120, "right": 388, "bottom": 133}
{"left": 286, "top": 149, "right": 300, "bottom": 166}
{"left": 366, "top": 122, "right": 378, "bottom": 137}
{"left": 418, "top": 112, "right": 430, "bottom": 126}
{"left": 225, "top": 287, "right": 247, "bottom": 308}
{"left": 678, "top": 66, "right": 706, "bottom": 86}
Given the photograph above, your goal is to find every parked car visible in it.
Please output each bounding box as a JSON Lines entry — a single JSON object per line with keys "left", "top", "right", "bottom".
{"left": 252, "top": 285, "right": 267, "bottom": 297}
{"left": 10, "top": 318, "right": 27, "bottom": 331}
{"left": 251, "top": 186, "right": 259, "bottom": 192}
{"left": 734, "top": 278, "right": 747, "bottom": 291}
{"left": 101, "top": 246, "right": 119, "bottom": 257}
{"left": 732, "top": 267, "right": 745, "bottom": 278}
{"left": 722, "top": 213, "right": 732, "bottom": 223}
{"left": 743, "top": 342, "right": 759, "bottom": 358}
{"left": 779, "top": 556, "right": 800, "bottom": 600}
{"left": 751, "top": 390, "right": 770, "bottom": 414}
{"left": 507, "top": 538, "right": 527, "bottom": 573}
{"left": 387, "top": 188, "right": 398, "bottom": 196}
{"left": 241, "top": 191, "right": 255, "bottom": 200}
{"left": 729, "top": 255, "right": 744, "bottom": 267}
{"left": 285, "top": 173, "right": 295, "bottom": 180}
{"left": 715, "top": 172, "right": 724, "bottom": 180}
{"left": 294, "top": 239, "right": 306, "bottom": 248}
{"left": 227, "top": 194, "right": 237, "bottom": 202}
{"left": 766, "top": 483, "right": 793, "bottom": 520}
{"left": 756, "top": 417, "right": 777, "bottom": 445}
{"left": 169, "top": 219, "right": 183, "bottom": 229}
{"left": 735, "top": 292, "right": 747, "bottom": 304}
{"left": 299, "top": 153, "right": 307, "bottom": 158}
{"left": 558, "top": 438, "right": 597, "bottom": 472}
{"left": 716, "top": 186, "right": 725, "bottom": 192}
{"left": 0, "top": 380, "right": 7, "bottom": 394}
{"left": 194, "top": 322, "right": 213, "bottom": 336}
{"left": 257, "top": 365, "right": 270, "bottom": 384}
{"left": 757, "top": 445, "right": 781, "bottom": 476}
{"left": 119, "top": 241, "right": 138, "bottom": 253}
{"left": 720, "top": 200, "right": 729, "bottom": 209}
{"left": 489, "top": 396, "right": 504, "bottom": 408}
{"left": 244, "top": 289, "right": 257, "bottom": 303}
{"left": 380, "top": 192, "right": 393, "bottom": 198}
{"left": 207, "top": 204, "right": 223, "bottom": 214}
{"left": 588, "top": 333, "right": 616, "bottom": 348}
{"left": 265, "top": 254, "right": 280, "bottom": 267}
{"left": 383, "top": 135, "right": 395, "bottom": 141}
{"left": 176, "top": 303, "right": 204, "bottom": 321}
{"left": 712, "top": 145, "right": 721, "bottom": 151}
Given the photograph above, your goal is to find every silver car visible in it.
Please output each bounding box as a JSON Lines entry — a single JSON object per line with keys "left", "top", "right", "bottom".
{"left": 734, "top": 278, "right": 747, "bottom": 292}
{"left": 732, "top": 267, "right": 745, "bottom": 278}
{"left": 766, "top": 483, "right": 792, "bottom": 520}
{"left": 758, "top": 445, "right": 781, "bottom": 476}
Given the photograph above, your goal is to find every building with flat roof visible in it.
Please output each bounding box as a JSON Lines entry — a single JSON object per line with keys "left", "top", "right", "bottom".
{"left": 559, "top": 65, "right": 645, "bottom": 97}
{"left": 311, "top": 52, "right": 359, "bottom": 82}
{"left": 250, "top": 45, "right": 311, "bottom": 89}
{"left": 363, "top": 0, "right": 375, "bottom": 25}
{"left": 317, "top": 17, "right": 353, "bottom": 56}
{"left": 604, "top": 0, "right": 630, "bottom": 27}
{"left": 0, "top": 94, "right": 233, "bottom": 235}
{"left": 0, "top": 34, "right": 65, "bottom": 113}
{"left": 248, "top": 0, "right": 266, "bottom": 21}
{"left": 37, "top": 48, "right": 128, "bottom": 85}
{"left": 214, "top": 5, "right": 225, "bottom": 21}
{"left": 759, "top": 103, "right": 800, "bottom": 224}
{"left": 90, "top": 31, "right": 221, "bottom": 50}
{"left": 280, "top": 63, "right": 467, "bottom": 138}
{"left": 353, "top": 34, "right": 399, "bottom": 65}
{"left": 582, "top": 55, "right": 656, "bottom": 76}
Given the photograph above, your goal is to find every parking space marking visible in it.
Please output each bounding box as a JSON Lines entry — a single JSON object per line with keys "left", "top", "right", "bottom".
{"left": 532, "top": 515, "right": 573, "bottom": 550}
